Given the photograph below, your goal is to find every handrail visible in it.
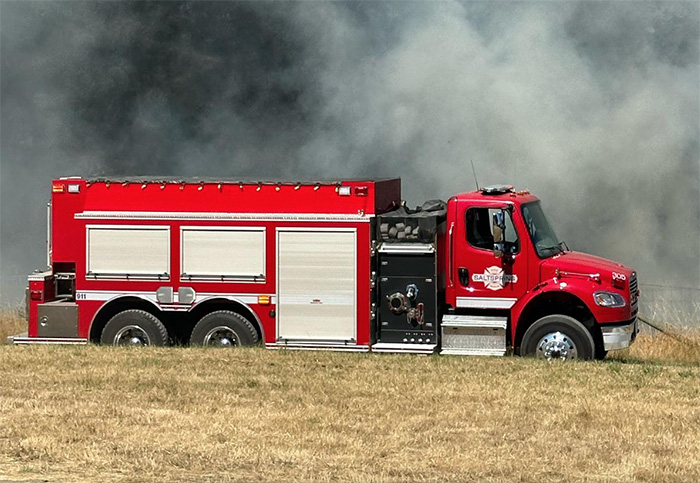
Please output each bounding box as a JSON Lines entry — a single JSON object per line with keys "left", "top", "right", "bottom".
{"left": 448, "top": 222, "right": 455, "bottom": 287}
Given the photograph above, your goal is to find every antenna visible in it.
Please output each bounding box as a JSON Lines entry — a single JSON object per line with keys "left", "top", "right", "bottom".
{"left": 470, "top": 159, "right": 480, "bottom": 190}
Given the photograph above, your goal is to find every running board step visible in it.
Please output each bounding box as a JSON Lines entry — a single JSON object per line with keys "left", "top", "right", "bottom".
{"left": 441, "top": 315, "right": 507, "bottom": 356}
{"left": 9, "top": 333, "right": 88, "bottom": 345}
{"left": 371, "top": 342, "right": 437, "bottom": 354}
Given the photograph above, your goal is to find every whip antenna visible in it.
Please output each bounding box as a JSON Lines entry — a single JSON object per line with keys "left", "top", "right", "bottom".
{"left": 470, "top": 159, "right": 480, "bottom": 190}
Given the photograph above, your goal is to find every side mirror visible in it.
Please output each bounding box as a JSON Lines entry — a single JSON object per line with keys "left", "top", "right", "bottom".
{"left": 492, "top": 211, "right": 505, "bottom": 243}
{"left": 493, "top": 242, "right": 504, "bottom": 259}
{"left": 492, "top": 210, "right": 506, "bottom": 258}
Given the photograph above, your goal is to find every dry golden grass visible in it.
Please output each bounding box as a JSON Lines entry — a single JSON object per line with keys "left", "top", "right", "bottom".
{"left": 612, "top": 327, "right": 700, "bottom": 366}
{"left": 0, "top": 310, "right": 699, "bottom": 483}
{"left": 0, "top": 306, "right": 26, "bottom": 344}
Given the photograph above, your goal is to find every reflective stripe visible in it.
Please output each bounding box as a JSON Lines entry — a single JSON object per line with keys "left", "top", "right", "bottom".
{"left": 75, "top": 211, "right": 371, "bottom": 222}
{"left": 76, "top": 290, "right": 276, "bottom": 305}
{"left": 456, "top": 297, "right": 517, "bottom": 309}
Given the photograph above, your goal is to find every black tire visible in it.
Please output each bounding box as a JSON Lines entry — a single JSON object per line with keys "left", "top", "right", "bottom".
{"left": 520, "top": 314, "right": 595, "bottom": 360}
{"left": 101, "top": 309, "right": 169, "bottom": 346}
{"left": 190, "top": 310, "right": 259, "bottom": 347}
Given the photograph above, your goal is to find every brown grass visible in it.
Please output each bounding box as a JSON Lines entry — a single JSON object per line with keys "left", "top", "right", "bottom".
{"left": 0, "top": 311, "right": 699, "bottom": 483}
{"left": 0, "top": 305, "right": 26, "bottom": 344}
{"left": 612, "top": 327, "right": 700, "bottom": 366}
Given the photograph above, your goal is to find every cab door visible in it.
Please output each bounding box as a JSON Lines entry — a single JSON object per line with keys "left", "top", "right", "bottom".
{"left": 451, "top": 200, "right": 528, "bottom": 310}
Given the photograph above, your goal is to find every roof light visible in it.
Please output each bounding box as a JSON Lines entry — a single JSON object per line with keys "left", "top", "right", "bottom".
{"left": 355, "top": 186, "right": 368, "bottom": 197}
{"left": 67, "top": 184, "right": 81, "bottom": 193}
{"left": 338, "top": 186, "right": 352, "bottom": 196}
{"left": 52, "top": 183, "right": 65, "bottom": 193}
{"left": 481, "top": 185, "right": 514, "bottom": 195}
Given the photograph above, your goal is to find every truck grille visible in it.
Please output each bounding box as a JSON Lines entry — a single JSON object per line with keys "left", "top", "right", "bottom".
{"left": 629, "top": 272, "right": 638, "bottom": 305}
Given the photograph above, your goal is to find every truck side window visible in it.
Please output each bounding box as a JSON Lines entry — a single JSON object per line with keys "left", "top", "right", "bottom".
{"left": 466, "top": 208, "right": 519, "bottom": 253}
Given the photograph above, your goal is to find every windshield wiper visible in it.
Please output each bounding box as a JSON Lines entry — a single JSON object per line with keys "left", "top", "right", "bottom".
{"left": 540, "top": 243, "right": 565, "bottom": 255}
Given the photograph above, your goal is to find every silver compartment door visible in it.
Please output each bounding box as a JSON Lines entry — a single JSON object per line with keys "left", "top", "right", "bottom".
{"left": 277, "top": 229, "right": 356, "bottom": 342}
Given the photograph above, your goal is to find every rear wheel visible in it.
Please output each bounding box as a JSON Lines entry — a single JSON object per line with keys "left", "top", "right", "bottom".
{"left": 101, "top": 309, "right": 169, "bottom": 346}
{"left": 521, "top": 315, "right": 594, "bottom": 361}
{"left": 190, "top": 310, "right": 259, "bottom": 347}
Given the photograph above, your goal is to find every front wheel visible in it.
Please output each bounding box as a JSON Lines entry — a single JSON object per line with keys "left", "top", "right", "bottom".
{"left": 520, "top": 315, "right": 595, "bottom": 361}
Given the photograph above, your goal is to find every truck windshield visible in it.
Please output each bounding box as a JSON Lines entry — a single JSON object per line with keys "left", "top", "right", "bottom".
{"left": 521, "top": 201, "right": 566, "bottom": 258}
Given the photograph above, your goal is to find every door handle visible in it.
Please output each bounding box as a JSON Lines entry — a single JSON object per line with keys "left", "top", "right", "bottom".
{"left": 458, "top": 268, "right": 469, "bottom": 287}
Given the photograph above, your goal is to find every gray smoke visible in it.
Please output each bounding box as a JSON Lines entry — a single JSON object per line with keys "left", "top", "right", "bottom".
{"left": 1, "top": 2, "right": 698, "bottom": 320}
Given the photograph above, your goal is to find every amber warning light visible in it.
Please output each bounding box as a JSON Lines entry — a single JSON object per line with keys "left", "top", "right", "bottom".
{"left": 52, "top": 183, "right": 65, "bottom": 193}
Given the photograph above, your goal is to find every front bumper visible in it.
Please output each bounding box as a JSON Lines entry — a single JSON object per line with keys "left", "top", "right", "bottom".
{"left": 601, "top": 318, "right": 638, "bottom": 351}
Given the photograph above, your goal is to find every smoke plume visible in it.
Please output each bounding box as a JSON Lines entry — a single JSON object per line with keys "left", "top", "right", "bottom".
{"left": 1, "top": 1, "right": 698, "bottom": 320}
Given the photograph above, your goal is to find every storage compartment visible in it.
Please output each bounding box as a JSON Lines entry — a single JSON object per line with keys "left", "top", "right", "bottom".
{"left": 181, "top": 227, "right": 265, "bottom": 280}
{"left": 377, "top": 200, "right": 446, "bottom": 243}
{"left": 86, "top": 225, "right": 170, "bottom": 279}
{"left": 276, "top": 229, "right": 357, "bottom": 343}
{"left": 37, "top": 301, "right": 79, "bottom": 338}
{"left": 440, "top": 315, "right": 507, "bottom": 356}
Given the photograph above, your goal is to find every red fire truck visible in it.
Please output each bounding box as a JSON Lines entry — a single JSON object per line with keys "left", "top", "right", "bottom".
{"left": 13, "top": 177, "right": 639, "bottom": 360}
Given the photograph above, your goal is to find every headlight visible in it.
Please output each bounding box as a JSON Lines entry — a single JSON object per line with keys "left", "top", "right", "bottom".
{"left": 593, "top": 291, "right": 626, "bottom": 308}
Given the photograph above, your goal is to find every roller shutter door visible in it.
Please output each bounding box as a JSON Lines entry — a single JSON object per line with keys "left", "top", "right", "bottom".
{"left": 181, "top": 228, "right": 265, "bottom": 280}
{"left": 277, "top": 229, "right": 356, "bottom": 341}
{"left": 87, "top": 226, "right": 169, "bottom": 277}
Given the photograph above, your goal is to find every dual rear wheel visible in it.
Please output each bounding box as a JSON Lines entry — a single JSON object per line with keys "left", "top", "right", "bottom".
{"left": 100, "top": 309, "right": 259, "bottom": 347}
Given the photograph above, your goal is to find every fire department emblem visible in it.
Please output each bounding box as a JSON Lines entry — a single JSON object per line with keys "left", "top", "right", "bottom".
{"left": 472, "top": 266, "right": 518, "bottom": 291}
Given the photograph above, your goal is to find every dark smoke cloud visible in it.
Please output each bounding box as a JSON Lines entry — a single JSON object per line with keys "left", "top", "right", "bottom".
{"left": 1, "top": 1, "right": 698, "bottom": 320}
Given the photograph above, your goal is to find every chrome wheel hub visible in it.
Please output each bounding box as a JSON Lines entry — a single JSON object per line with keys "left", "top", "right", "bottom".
{"left": 536, "top": 332, "right": 578, "bottom": 360}
{"left": 113, "top": 325, "right": 151, "bottom": 346}
{"left": 203, "top": 326, "right": 240, "bottom": 347}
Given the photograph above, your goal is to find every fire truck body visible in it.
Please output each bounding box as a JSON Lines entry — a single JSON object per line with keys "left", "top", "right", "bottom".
{"left": 16, "top": 176, "right": 639, "bottom": 359}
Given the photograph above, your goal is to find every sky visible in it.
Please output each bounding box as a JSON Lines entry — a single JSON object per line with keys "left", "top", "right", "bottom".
{"left": 1, "top": 1, "right": 698, "bottom": 319}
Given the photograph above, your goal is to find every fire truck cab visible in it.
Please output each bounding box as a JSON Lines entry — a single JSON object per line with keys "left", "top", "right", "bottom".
{"left": 14, "top": 177, "right": 638, "bottom": 360}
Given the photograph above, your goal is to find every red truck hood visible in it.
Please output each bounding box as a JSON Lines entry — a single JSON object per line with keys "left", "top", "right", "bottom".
{"left": 540, "top": 251, "right": 634, "bottom": 285}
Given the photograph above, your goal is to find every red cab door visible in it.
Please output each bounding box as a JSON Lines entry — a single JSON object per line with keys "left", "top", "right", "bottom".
{"left": 451, "top": 200, "right": 528, "bottom": 310}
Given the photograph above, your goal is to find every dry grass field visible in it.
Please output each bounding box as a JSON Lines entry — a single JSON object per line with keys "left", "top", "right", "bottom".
{"left": 0, "top": 309, "right": 699, "bottom": 483}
